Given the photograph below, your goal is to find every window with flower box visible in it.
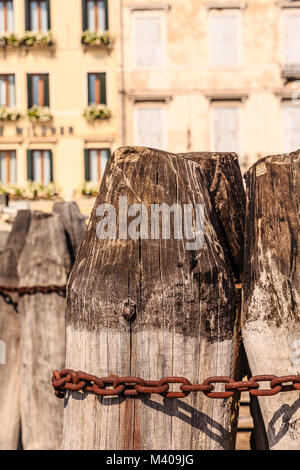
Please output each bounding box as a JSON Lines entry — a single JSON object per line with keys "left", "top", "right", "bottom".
{"left": 27, "top": 149, "right": 53, "bottom": 184}
{"left": 0, "top": 74, "right": 15, "bottom": 107}
{"left": 0, "top": 150, "right": 16, "bottom": 183}
{"left": 0, "top": 0, "right": 14, "bottom": 33}
{"left": 88, "top": 73, "right": 106, "bottom": 105}
{"left": 27, "top": 73, "right": 49, "bottom": 108}
{"left": 82, "top": 0, "right": 108, "bottom": 32}
{"left": 84, "top": 148, "right": 110, "bottom": 183}
{"left": 25, "top": 0, "right": 50, "bottom": 31}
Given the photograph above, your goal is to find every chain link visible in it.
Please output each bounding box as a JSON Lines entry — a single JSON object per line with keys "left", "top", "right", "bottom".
{"left": 52, "top": 369, "right": 300, "bottom": 399}
{"left": 0, "top": 285, "right": 66, "bottom": 296}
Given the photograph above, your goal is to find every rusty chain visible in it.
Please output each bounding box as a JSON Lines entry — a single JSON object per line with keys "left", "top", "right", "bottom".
{"left": 52, "top": 369, "right": 300, "bottom": 399}
{"left": 0, "top": 284, "right": 66, "bottom": 296}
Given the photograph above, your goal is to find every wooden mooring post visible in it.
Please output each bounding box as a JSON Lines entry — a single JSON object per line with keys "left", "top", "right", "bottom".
{"left": 0, "top": 211, "right": 31, "bottom": 450}
{"left": 179, "top": 152, "right": 245, "bottom": 282}
{"left": 0, "top": 202, "right": 86, "bottom": 450}
{"left": 242, "top": 151, "right": 300, "bottom": 450}
{"left": 62, "top": 146, "right": 243, "bottom": 450}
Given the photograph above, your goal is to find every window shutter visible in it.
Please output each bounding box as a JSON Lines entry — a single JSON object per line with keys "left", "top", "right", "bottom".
{"left": 46, "top": 0, "right": 51, "bottom": 30}
{"left": 82, "top": 0, "right": 87, "bottom": 30}
{"left": 49, "top": 150, "right": 53, "bottom": 182}
{"left": 136, "top": 107, "right": 165, "bottom": 149}
{"left": 283, "top": 106, "right": 300, "bottom": 152}
{"left": 285, "top": 15, "right": 300, "bottom": 65}
{"left": 104, "top": 0, "right": 108, "bottom": 29}
{"left": 25, "top": 0, "right": 30, "bottom": 30}
{"left": 27, "top": 74, "right": 32, "bottom": 108}
{"left": 211, "top": 15, "right": 239, "bottom": 66}
{"left": 135, "top": 17, "right": 163, "bottom": 67}
{"left": 84, "top": 149, "right": 89, "bottom": 181}
{"left": 44, "top": 74, "right": 50, "bottom": 107}
{"left": 213, "top": 107, "right": 239, "bottom": 153}
{"left": 100, "top": 73, "right": 106, "bottom": 105}
{"left": 27, "top": 150, "right": 32, "bottom": 180}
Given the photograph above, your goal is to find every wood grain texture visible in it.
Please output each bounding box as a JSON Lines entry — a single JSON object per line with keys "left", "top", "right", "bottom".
{"left": 0, "top": 210, "right": 31, "bottom": 450}
{"left": 242, "top": 150, "right": 300, "bottom": 450}
{"left": 179, "top": 152, "right": 246, "bottom": 282}
{"left": 63, "top": 146, "right": 241, "bottom": 450}
{"left": 53, "top": 202, "right": 87, "bottom": 259}
{"left": 18, "top": 211, "right": 72, "bottom": 450}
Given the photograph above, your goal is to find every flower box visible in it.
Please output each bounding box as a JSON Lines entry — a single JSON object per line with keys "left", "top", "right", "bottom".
{"left": 81, "top": 30, "right": 112, "bottom": 48}
{"left": 0, "top": 106, "right": 22, "bottom": 122}
{"left": 0, "top": 33, "right": 19, "bottom": 48}
{"left": 20, "top": 31, "right": 54, "bottom": 48}
{"left": 0, "top": 181, "right": 61, "bottom": 200}
{"left": 83, "top": 104, "right": 112, "bottom": 122}
{"left": 81, "top": 181, "right": 99, "bottom": 197}
{"left": 27, "top": 105, "right": 53, "bottom": 122}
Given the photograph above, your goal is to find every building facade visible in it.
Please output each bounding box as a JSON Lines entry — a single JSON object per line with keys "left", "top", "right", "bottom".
{"left": 0, "top": 0, "right": 300, "bottom": 198}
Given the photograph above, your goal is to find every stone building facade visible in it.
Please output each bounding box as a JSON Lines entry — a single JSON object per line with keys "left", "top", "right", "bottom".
{"left": 0, "top": 0, "right": 299, "bottom": 197}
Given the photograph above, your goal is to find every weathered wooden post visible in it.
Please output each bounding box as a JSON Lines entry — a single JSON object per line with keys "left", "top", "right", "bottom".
{"left": 61, "top": 146, "right": 241, "bottom": 450}
{"left": 0, "top": 210, "right": 31, "bottom": 450}
{"left": 242, "top": 151, "right": 300, "bottom": 450}
{"left": 18, "top": 211, "right": 70, "bottom": 450}
{"left": 179, "top": 152, "right": 245, "bottom": 282}
{"left": 53, "top": 202, "right": 87, "bottom": 258}
{"left": 18, "top": 204, "right": 86, "bottom": 450}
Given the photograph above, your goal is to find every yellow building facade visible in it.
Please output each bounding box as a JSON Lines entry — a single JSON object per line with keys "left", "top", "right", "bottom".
{"left": 1, "top": 0, "right": 300, "bottom": 199}
{"left": 0, "top": 0, "right": 119, "bottom": 199}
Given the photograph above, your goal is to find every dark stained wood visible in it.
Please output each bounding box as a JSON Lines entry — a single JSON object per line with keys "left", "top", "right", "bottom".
{"left": 242, "top": 150, "right": 300, "bottom": 450}
{"left": 179, "top": 152, "right": 246, "bottom": 282}
{"left": 63, "top": 146, "right": 241, "bottom": 450}
{"left": 0, "top": 210, "right": 31, "bottom": 450}
{"left": 18, "top": 211, "right": 72, "bottom": 450}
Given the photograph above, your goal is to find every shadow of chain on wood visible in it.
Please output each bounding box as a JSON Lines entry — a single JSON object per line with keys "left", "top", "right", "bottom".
{"left": 0, "top": 292, "right": 18, "bottom": 313}
{"left": 65, "top": 390, "right": 229, "bottom": 448}
{"left": 267, "top": 395, "right": 300, "bottom": 447}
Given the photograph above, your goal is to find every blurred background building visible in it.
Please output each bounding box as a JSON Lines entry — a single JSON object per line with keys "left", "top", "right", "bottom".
{"left": 0, "top": 0, "right": 300, "bottom": 201}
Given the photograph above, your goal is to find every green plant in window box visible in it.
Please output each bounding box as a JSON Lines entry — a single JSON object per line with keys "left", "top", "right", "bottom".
{"left": 83, "top": 104, "right": 111, "bottom": 121}
{"left": 27, "top": 105, "right": 52, "bottom": 122}
{"left": 20, "top": 31, "right": 54, "bottom": 48}
{"left": 0, "top": 181, "right": 60, "bottom": 199}
{"left": 0, "top": 33, "right": 19, "bottom": 48}
{"left": 81, "top": 181, "right": 99, "bottom": 197}
{"left": 0, "top": 106, "right": 22, "bottom": 121}
{"left": 81, "top": 30, "right": 112, "bottom": 47}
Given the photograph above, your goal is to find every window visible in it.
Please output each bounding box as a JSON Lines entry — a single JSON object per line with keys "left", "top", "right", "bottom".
{"left": 27, "top": 74, "right": 49, "bottom": 108}
{"left": 212, "top": 107, "right": 240, "bottom": 153}
{"left": 135, "top": 107, "right": 166, "bottom": 149}
{"left": 283, "top": 106, "right": 300, "bottom": 152}
{"left": 25, "top": 0, "right": 50, "bottom": 31}
{"left": 134, "top": 16, "right": 164, "bottom": 67}
{"left": 0, "top": 74, "right": 15, "bottom": 107}
{"left": 84, "top": 148, "right": 110, "bottom": 182}
{"left": 0, "top": 0, "right": 14, "bottom": 33}
{"left": 284, "top": 14, "right": 300, "bottom": 65}
{"left": 88, "top": 73, "right": 106, "bottom": 105}
{"left": 210, "top": 14, "right": 239, "bottom": 66}
{"left": 0, "top": 150, "right": 16, "bottom": 183}
{"left": 27, "top": 149, "right": 53, "bottom": 184}
{"left": 82, "top": 0, "right": 108, "bottom": 32}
